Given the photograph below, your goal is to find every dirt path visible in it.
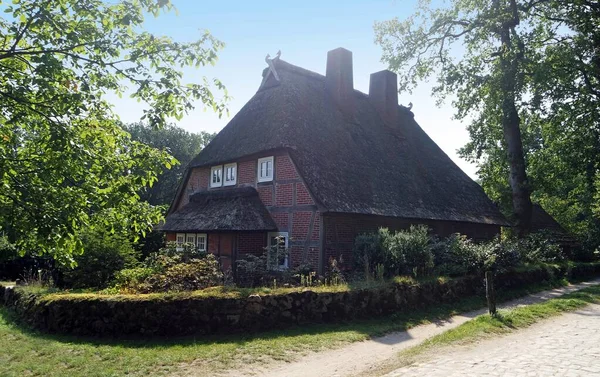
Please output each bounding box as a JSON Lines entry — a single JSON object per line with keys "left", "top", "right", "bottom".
{"left": 193, "top": 279, "right": 600, "bottom": 377}
{"left": 384, "top": 303, "right": 600, "bottom": 377}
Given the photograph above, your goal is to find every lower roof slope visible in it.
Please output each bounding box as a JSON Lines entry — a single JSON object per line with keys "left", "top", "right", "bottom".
{"left": 531, "top": 204, "right": 577, "bottom": 244}
{"left": 189, "top": 60, "right": 509, "bottom": 226}
{"left": 162, "top": 187, "right": 277, "bottom": 232}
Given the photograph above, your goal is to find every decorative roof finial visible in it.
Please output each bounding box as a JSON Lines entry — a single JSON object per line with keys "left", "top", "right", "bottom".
{"left": 259, "top": 50, "right": 282, "bottom": 89}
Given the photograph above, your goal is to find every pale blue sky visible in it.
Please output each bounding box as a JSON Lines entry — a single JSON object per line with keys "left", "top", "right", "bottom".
{"left": 111, "top": 0, "right": 476, "bottom": 177}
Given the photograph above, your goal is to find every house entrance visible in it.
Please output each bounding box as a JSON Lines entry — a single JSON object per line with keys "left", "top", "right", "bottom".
{"left": 217, "top": 233, "right": 235, "bottom": 271}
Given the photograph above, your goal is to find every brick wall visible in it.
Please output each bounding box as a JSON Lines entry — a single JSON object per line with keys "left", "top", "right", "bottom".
{"left": 171, "top": 151, "right": 322, "bottom": 272}
{"left": 275, "top": 183, "right": 293, "bottom": 207}
{"left": 238, "top": 160, "right": 255, "bottom": 185}
{"left": 275, "top": 154, "right": 298, "bottom": 180}
{"left": 323, "top": 214, "right": 501, "bottom": 269}
{"left": 238, "top": 233, "right": 266, "bottom": 255}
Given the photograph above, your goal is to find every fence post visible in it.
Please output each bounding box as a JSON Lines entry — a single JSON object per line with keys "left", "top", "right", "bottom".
{"left": 485, "top": 270, "right": 497, "bottom": 316}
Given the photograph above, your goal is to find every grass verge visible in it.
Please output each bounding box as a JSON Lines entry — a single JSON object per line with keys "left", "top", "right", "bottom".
{"left": 366, "top": 284, "right": 600, "bottom": 376}
{"left": 0, "top": 277, "right": 578, "bottom": 377}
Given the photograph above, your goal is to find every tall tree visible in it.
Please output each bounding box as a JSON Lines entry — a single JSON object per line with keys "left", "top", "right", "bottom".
{"left": 0, "top": 0, "right": 227, "bottom": 264}
{"left": 124, "top": 122, "right": 215, "bottom": 206}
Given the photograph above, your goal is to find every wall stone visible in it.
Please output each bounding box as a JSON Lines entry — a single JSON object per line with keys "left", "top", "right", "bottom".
{"left": 3, "top": 263, "right": 598, "bottom": 337}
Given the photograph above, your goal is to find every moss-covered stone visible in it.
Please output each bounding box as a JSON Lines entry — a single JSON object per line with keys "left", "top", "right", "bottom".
{"left": 1, "top": 262, "right": 599, "bottom": 337}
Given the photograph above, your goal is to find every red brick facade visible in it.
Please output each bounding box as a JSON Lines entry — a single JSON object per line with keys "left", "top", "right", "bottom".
{"left": 169, "top": 151, "right": 322, "bottom": 272}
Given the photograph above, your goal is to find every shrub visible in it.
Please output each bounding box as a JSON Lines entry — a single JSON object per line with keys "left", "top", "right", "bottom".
{"left": 236, "top": 253, "right": 268, "bottom": 287}
{"left": 353, "top": 232, "right": 385, "bottom": 279}
{"left": 470, "top": 238, "right": 522, "bottom": 273}
{"left": 145, "top": 255, "right": 223, "bottom": 292}
{"left": 392, "top": 225, "right": 434, "bottom": 277}
{"left": 518, "top": 232, "right": 565, "bottom": 263}
{"left": 354, "top": 226, "right": 434, "bottom": 278}
{"left": 110, "top": 242, "right": 223, "bottom": 293}
{"left": 112, "top": 267, "right": 155, "bottom": 293}
{"left": 59, "top": 228, "right": 139, "bottom": 289}
{"left": 431, "top": 234, "right": 475, "bottom": 276}
{"left": 236, "top": 240, "right": 291, "bottom": 287}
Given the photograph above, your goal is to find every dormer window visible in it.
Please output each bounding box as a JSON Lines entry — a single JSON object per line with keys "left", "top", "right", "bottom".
{"left": 257, "top": 156, "right": 274, "bottom": 182}
{"left": 210, "top": 165, "right": 222, "bottom": 188}
{"left": 224, "top": 163, "right": 237, "bottom": 186}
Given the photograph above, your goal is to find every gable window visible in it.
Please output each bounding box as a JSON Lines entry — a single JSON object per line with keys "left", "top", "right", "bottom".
{"left": 268, "top": 231, "right": 288, "bottom": 269}
{"left": 224, "top": 163, "right": 237, "bottom": 186}
{"left": 258, "top": 156, "right": 274, "bottom": 182}
{"left": 210, "top": 165, "right": 223, "bottom": 188}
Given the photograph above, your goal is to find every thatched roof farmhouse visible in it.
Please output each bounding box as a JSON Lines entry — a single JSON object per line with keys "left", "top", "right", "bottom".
{"left": 162, "top": 48, "right": 508, "bottom": 273}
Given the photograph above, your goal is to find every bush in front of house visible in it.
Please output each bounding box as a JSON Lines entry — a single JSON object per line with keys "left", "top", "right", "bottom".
{"left": 353, "top": 226, "right": 434, "bottom": 279}
{"left": 59, "top": 228, "right": 139, "bottom": 289}
{"left": 517, "top": 232, "right": 565, "bottom": 264}
{"left": 110, "top": 242, "right": 223, "bottom": 293}
{"left": 354, "top": 227, "right": 569, "bottom": 279}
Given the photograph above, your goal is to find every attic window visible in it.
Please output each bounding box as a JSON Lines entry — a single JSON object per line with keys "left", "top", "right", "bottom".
{"left": 224, "top": 163, "right": 237, "bottom": 186}
{"left": 257, "top": 156, "right": 274, "bottom": 182}
{"left": 210, "top": 165, "right": 223, "bottom": 188}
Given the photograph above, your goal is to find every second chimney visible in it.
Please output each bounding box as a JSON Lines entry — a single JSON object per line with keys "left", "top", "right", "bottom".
{"left": 369, "top": 70, "right": 399, "bottom": 125}
{"left": 326, "top": 48, "right": 354, "bottom": 113}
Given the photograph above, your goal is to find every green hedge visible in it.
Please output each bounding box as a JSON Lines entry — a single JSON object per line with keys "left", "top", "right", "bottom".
{"left": 1, "top": 262, "right": 599, "bottom": 337}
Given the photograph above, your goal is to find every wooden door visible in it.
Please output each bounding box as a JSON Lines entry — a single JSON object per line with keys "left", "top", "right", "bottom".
{"left": 218, "top": 234, "right": 235, "bottom": 271}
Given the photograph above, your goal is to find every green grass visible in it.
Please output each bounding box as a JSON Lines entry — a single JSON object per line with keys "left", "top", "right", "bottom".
{"left": 367, "top": 284, "right": 600, "bottom": 376}
{"left": 0, "top": 278, "right": 575, "bottom": 377}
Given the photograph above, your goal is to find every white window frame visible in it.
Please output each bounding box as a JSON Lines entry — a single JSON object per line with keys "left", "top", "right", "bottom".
{"left": 176, "top": 233, "right": 185, "bottom": 251}
{"left": 268, "top": 231, "right": 289, "bottom": 269}
{"left": 257, "top": 156, "right": 274, "bottom": 183}
{"left": 210, "top": 165, "right": 223, "bottom": 188}
{"left": 176, "top": 233, "right": 207, "bottom": 252}
{"left": 223, "top": 163, "right": 237, "bottom": 186}
{"left": 196, "top": 233, "right": 207, "bottom": 252}
{"left": 185, "top": 233, "right": 197, "bottom": 245}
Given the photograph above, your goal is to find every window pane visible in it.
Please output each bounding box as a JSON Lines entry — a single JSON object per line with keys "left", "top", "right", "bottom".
{"left": 197, "top": 235, "right": 206, "bottom": 250}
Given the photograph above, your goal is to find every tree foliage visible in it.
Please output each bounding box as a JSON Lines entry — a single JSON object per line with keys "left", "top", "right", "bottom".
{"left": 0, "top": 0, "right": 227, "bottom": 264}
{"left": 123, "top": 122, "right": 215, "bottom": 206}
{"left": 376, "top": 0, "right": 600, "bottom": 245}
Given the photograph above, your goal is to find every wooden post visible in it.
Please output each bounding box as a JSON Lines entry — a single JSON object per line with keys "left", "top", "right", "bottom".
{"left": 485, "top": 270, "right": 497, "bottom": 316}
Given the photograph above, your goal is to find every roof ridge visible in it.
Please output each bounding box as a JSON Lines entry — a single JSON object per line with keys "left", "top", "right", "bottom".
{"left": 264, "top": 59, "right": 414, "bottom": 114}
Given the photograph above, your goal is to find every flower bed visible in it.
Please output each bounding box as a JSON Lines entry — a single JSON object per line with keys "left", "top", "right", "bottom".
{"left": 1, "top": 262, "right": 599, "bottom": 337}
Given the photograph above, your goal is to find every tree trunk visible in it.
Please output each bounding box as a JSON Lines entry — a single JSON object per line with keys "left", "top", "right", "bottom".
{"left": 497, "top": 0, "right": 532, "bottom": 236}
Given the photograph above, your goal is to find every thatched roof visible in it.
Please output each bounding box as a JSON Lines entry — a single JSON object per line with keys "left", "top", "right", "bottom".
{"left": 161, "top": 187, "right": 277, "bottom": 232}
{"left": 531, "top": 204, "right": 577, "bottom": 244}
{"left": 188, "top": 59, "right": 509, "bottom": 226}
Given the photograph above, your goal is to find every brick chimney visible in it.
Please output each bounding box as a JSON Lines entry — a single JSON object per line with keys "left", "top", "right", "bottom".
{"left": 326, "top": 48, "right": 354, "bottom": 113}
{"left": 369, "top": 70, "right": 399, "bottom": 125}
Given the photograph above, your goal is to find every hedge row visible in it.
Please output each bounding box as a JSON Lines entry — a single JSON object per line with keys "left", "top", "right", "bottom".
{"left": 1, "top": 262, "right": 599, "bottom": 337}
